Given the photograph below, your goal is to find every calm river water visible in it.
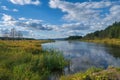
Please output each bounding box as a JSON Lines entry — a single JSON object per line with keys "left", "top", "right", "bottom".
{"left": 42, "top": 40, "right": 120, "bottom": 74}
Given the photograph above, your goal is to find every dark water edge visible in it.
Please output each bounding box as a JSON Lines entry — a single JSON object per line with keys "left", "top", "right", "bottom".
{"left": 42, "top": 40, "right": 120, "bottom": 80}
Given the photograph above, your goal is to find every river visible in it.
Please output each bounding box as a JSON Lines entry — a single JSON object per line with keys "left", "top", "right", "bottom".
{"left": 42, "top": 40, "right": 120, "bottom": 74}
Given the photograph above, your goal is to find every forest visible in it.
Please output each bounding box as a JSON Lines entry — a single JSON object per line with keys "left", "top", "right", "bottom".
{"left": 83, "top": 22, "right": 120, "bottom": 39}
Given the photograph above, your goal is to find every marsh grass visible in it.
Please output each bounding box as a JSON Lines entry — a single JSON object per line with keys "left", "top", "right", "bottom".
{"left": 83, "top": 38, "right": 120, "bottom": 46}
{"left": 60, "top": 67, "right": 120, "bottom": 80}
{"left": 0, "top": 40, "right": 68, "bottom": 80}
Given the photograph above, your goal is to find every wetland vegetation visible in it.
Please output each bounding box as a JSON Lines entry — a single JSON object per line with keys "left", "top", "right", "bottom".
{"left": 0, "top": 22, "right": 120, "bottom": 80}
{"left": 0, "top": 40, "right": 67, "bottom": 80}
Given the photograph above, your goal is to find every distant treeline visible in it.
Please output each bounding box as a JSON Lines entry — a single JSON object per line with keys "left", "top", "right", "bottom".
{"left": 0, "top": 37, "right": 35, "bottom": 40}
{"left": 83, "top": 22, "right": 120, "bottom": 39}
{"left": 66, "top": 22, "right": 120, "bottom": 40}
{"left": 66, "top": 36, "right": 82, "bottom": 40}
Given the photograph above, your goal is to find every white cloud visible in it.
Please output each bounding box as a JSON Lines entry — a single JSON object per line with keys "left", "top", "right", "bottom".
{"left": 66, "top": 30, "right": 84, "bottom": 36}
{"left": 18, "top": 17, "right": 26, "bottom": 20}
{"left": 62, "top": 23, "right": 89, "bottom": 30}
{"left": 13, "top": 9, "right": 19, "bottom": 12}
{"left": 1, "top": 14, "right": 17, "bottom": 27}
{"left": 1, "top": 5, "right": 19, "bottom": 12}
{"left": 1, "top": 0, "right": 120, "bottom": 39}
{"left": 9, "top": 0, "right": 40, "bottom": 5}
{"left": 49, "top": 0, "right": 120, "bottom": 34}
{"left": 0, "top": 14, "right": 58, "bottom": 38}
{"left": 49, "top": 0, "right": 112, "bottom": 22}
{"left": 0, "top": 14, "right": 91, "bottom": 38}
{"left": 1, "top": 14, "right": 15, "bottom": 21}
{"left": 1, "top": 6, "right": 9, "bottom": 11}
{"left": 1, "top": 14, "right": 54, "bottom": 31}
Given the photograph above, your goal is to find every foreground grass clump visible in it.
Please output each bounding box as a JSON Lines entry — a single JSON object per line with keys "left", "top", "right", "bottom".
{"left": 60, "top": 67, "right": 120, "bottom": 80}
{"left": 0, "top": 40, "right": 67, "bottom": 80}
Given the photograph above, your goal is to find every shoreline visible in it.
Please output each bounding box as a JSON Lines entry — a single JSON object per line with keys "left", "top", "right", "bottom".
{"left": 60, "top": 67, "right": 120, "bottom": 80}
{"left": 81, "top": 38, "right": 120, "bottom": 47}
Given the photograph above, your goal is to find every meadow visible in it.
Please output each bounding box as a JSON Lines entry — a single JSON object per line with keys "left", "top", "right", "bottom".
{"left": 0, "top": 40, "right": 67, "bottom": 80}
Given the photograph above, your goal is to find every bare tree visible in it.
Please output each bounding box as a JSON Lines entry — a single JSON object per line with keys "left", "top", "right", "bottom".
{"left": 17, "top": 31, "right": 23, "bottom": 38}
{"left": 2, "top": 28, "right": 23, "bottom": 40}
{"left": 10, "top": 28, "right": 16, "bottom": 38}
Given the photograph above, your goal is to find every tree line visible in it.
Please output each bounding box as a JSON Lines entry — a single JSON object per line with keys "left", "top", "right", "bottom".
{"left": 66, "top": 22, "right": 120, "bottom": 40}
{"left": 66, "top": 36, "right": 82, "bottom": 40}
{"left": 83, "top": 22, "right": 120, "bottom": 39}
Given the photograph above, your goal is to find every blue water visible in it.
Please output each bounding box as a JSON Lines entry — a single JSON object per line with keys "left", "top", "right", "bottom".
{"left": 42, "top": 40, "right": 120, "bottom": 73}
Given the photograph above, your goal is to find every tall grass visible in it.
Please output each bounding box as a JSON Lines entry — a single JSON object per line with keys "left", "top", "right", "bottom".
{"left": 0, "top": 40, "right": 68, "bottom": 80}
{"left": 60, "top": 67, "right": 120, "bottom": 80}
{"left": 83, "top": 38, "right": 120, "bottom": 46}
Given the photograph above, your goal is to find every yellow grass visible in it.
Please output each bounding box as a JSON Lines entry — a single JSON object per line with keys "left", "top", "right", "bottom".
{"left": 84, "top": 38, "right": 120, "bottom": 46}
{"left": 0, "top": 40, "right": 67, "bottom": 80}
{"left": 0, "top": 40, "right": 50, "bottom": 51}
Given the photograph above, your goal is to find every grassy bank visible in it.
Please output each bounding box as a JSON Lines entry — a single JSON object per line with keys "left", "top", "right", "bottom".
{"left": 82, "top": 38, "right": 120, "bottom": 46}
{"left": 60, "top": 67, "right": 120, "bottom": 80}
{"left": 0, "top": 40, "right": 67, "bottom": 80}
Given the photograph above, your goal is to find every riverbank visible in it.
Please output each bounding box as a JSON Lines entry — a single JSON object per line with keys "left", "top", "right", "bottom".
{"left": 59, "top": 39, "right": 120, "bottom": 80}
{"left": 0, "top": 40, "right": 67, "bottom": 80}
{"left": 82, "top": 38, "right": 120, "bottom": 46}
{"left": 0, "top": 40, "right": 119, "bottom": 80}
{"left": 60, "top": 67, "right": 120, "bottom": 80}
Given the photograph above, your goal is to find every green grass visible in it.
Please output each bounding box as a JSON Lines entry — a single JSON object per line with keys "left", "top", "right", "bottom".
{"left": 1, "top": 40, "right": 120, "bottom": 80}
{"left": 60, "top": 67, "right": 120, "bottom": 80}
{"left": 0, "top": 40, "right": 67, "bottom": 80}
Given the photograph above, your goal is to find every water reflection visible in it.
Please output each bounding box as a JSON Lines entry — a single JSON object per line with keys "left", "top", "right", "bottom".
{"left": 42, "top": 41, "right": 120, "bottom": 73}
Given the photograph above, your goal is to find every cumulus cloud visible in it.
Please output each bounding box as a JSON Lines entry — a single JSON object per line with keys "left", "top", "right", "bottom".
{"left": 0, "top": 14, "right": 58, "bottom": 38}
{"left": 16, "top": 21, "right": 54, "bottom": 31}
{"left": 1, "top": 14, "right": 15, "bottom": 21}
{"left": 65, "top": 30, "right": 84, "bottom": 36}
{"left": 9, "top": 0, "right": 40, "bottom": 5}
{"left": 62, "top": 23, "right": 90, "bottom": 30}
{"left": 16, "top": 17, "right": 55, "bottom": 31}
{"left": 1, "top": 5, "right": 19, "bottom": 12}
{"left": 0, "top": 14, "right": 63, "bottom": 38}
{"left": 13, "top": 9, "right": 18, "bottom": 12}
{"left": 49, "top": 0, "right": 120, "bottom": 34}
{"left": 18, "top": 17, "right": 26, "bottom": 20}
{"left": 1, "top": 0, "right": 120, "bottom": 38}
{"left": 0, "top": 14, "right": 56, "bottom": 31}
{"left": 1, "top": 6, "right": 9, "bottom": 11}
{"left": 0, "top": 13, "right": 99, "bottom": 38}
{"left": 1, "top": 14, "right": 17, "bottom": 27}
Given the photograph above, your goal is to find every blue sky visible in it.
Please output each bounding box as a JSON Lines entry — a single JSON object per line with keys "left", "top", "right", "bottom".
{"left": 0, "top": 0, "right": 120, "bottom": 39}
